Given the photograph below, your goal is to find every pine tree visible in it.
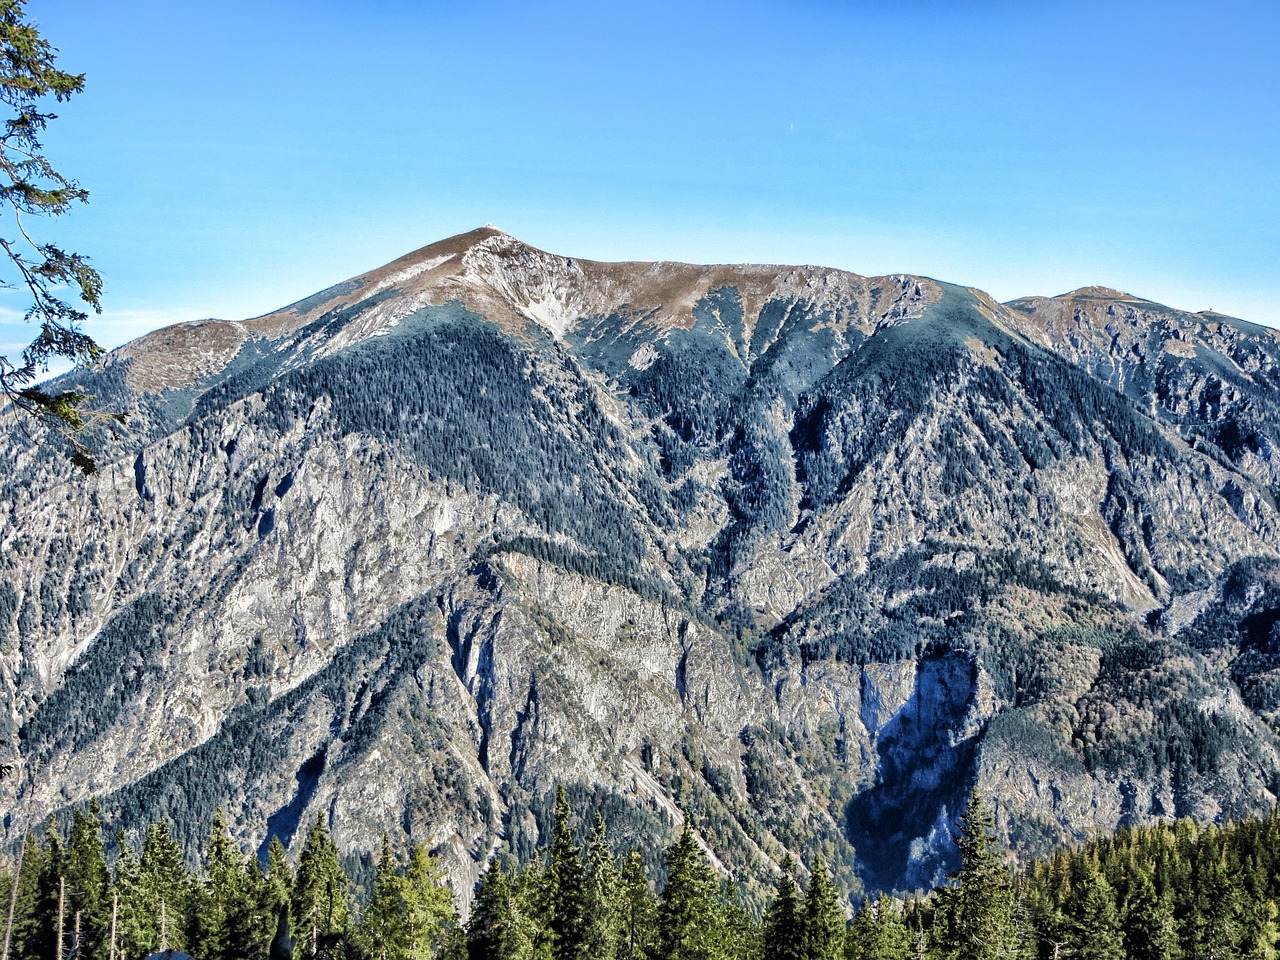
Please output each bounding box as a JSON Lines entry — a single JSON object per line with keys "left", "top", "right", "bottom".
{"left": 1120, "top": 870, "right": 1180, "bottom": 960}
{"left": 803, "top": 857, "right": 845, "bottom": 960}
{"left": 616, "top": 850, "right": 656, "bottom": 960}
{"left": 548, "top": 787, "right": 587, "bottom": 960}
{"left": 64, "top": 806, "right": 108, "bottom": 960}
{"left": 764, "top": 856, "right": 804, "bottom": 960}
{"left": 937, "top": 791, "right": 1025, "bottom": 960}
{"left": 468, "top": 861, "right": 536, "bottom": 960}
{"left": 402, "top": 844, "right": 457, "bottom": 960}
{"left": 138, "top": 820, "right": 193, "bottom": 953}
{"left": 359, "top": 836, "right": 407, "bottom": 960}
{"left": 292, "top": 813, "right": 352, "bottom": 960}
{"left": 1062, "top": 856, "right": 1122, "bottom": 960}
{"left": 657, "top": 817, "right": 723, "bottom": 960}
{"left": 581, "top": 815, "right": 621, "bottom": 960}
{"left": 265, "top": 835, "right": 293, "bottom": 911}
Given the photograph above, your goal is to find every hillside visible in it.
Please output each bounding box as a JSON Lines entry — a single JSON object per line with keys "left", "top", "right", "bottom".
{"left": 2, "top": 227, "right": 1278, "bottom": 898}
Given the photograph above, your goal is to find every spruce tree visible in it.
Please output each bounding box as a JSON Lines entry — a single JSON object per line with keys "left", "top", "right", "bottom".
{"left": 109, "top": 829, "right": 155, "bottom": 960}
{"left": 265, "top": 835, "right": 293, "bottom": 911}
{"left": 137, "top": 821, "right": 193, "bottom": 953}
{"left": 803, "top": 857, "right": 845, "bottom": 960}
{"left": 548, "top": 787, "right": 586, "bottom": 960}
{"left": 1062, "top": 857, "right": 1122, "bottom": 960}
{"left": 359, "top": 836, "right": 407, "bottom": 960}
{"left": 292, "top": 812, "right": 352, "bottom": 960}
{"left": 657, "top": 817, "right": 722, "bottom": 960}
{"left": 1120, "top": 870, "right": 1180, "bottom": 960}
{"left": 581, "top": 814, "right": 621, "bottom": 960}
{"left": 616, "top": 850, "right": 656, "bottom": 960}
{"left": 849, "top": 895, "right": 911, "bottom": 960}
{"left": 10, "top": 827, "right": 53, "bottom": 960}
{"left": 402, "top": 844, "right": 458, "bottom": 959}
{"left": 64, "top": 806, "right": 108, "bottom": 960}
{"left": 939, "top": 791, "right": 1025, "bottom": 960}
{"left": 468, "top": 861, "right": 536, "bottom": 960}
{"left": 1183, "top": 845, "right": 1240, "bottom": 960}
{"left": 194, "top": 809, "right": 254, "bottom": 960}
{"left": 764, "top": 855, "right": 804, "bottom": 960}
{"left": 239, "top": 853, "right": 278, "bottom": 960}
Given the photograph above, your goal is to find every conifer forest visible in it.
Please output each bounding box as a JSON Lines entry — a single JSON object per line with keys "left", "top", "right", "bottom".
{"left": 3, "top": 788, "right": 1278, "bottom": 960}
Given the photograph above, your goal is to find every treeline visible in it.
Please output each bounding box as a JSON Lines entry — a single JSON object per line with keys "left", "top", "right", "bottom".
{"left": 4, "top": 790, "right": 1280, "bottom": 960}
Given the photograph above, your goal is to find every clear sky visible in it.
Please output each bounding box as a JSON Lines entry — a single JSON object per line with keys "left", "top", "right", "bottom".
{"left": 3, "top": 0, "right": 1278, "bottom": 367}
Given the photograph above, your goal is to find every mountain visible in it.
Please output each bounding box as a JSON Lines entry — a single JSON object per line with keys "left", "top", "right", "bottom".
{"left": 2, "top": 226, "right": 1278, "bottom": 899}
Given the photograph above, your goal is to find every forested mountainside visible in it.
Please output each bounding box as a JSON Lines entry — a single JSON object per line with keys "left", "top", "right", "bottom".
{"left": 8, "top": 790, "right": 1280, "bottom": 960}
{"left": 1, "top": 227, "right": 1279, "bottom": 898}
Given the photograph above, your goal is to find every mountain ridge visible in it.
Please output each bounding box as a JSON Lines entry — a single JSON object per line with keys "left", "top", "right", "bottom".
{"left": 3, "top": 228, "right": 1279, "bottom": 901}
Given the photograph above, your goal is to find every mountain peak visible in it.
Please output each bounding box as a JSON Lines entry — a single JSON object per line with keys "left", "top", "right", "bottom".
{"left": 1057, "top": 285, "right": 1146, "bottom": 301}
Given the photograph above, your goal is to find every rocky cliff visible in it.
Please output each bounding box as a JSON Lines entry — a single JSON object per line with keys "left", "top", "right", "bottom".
{"left": 2, "top": 227, "right": 1278, "bottom": 900}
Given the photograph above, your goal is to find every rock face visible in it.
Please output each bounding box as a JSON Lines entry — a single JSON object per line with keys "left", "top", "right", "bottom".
{"left": 2, "top": 227, "right": 1279, "bottom": 899}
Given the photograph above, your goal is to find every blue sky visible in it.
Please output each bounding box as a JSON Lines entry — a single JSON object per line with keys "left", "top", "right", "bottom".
{"left": 4, "top": 0, "right": 1278, "bottom": 366}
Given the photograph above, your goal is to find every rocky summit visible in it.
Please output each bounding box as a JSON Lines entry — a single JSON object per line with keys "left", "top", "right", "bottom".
{"left": 3, "top": 226, "right": 1279, "bottom": 901}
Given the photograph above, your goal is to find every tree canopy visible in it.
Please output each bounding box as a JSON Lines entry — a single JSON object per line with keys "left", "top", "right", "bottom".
{"left": 0, "top": 0, "right": 112, "bottom": 471}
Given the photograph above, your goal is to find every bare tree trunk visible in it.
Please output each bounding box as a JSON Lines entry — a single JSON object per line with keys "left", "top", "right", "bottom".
{"left": 55, "top": 876, "right": 65, "bottom": 960}
{"left": 159, "top": 898, "right": 168, "bottom": 952}
{"left": 72, "top": 910, "right": 80, "bottom": 960}
{"left": 109, "top": 890, "right": 117, "bottom": 960}
{"left": 0, "top": 834, "right": 25, "bottom": 960}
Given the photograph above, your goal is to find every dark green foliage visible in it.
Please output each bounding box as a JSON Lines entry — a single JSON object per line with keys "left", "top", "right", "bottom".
{"left": 193, "top": 809, "right": 269, "bottom": 960}
{"left": 140, "top": 820, "right": 194, "bottom": 950}
{"left": 5, "top": 789, "right": 1279, "bottom": 960}
{"left": 89, "top": 593, "right": 452, "bottom": 863}
{"left": 355, "top": 838, "right": 458, "bottom": 960}
{"left": 0, "top": 0, "right": 115, "bottom": 469}
{"left": 479, "top": 536, "right": 669, "bottom": 605}
{"left": 548, "top": 786, "right": 587, "bottom": 960}
{"left": 763, "top": 855, "right": 804, "bottom": 960}
{"left": 846, "top": 894, "right": 912, "bottom": 960}
{"left": 1175, "top": 558, "right": 1280, "bottom": 721}
{"left": 791, "top": 291, "right": 978, "bottom": 513}
{"left": 582, "top": 814, "right": 623, "bottom": 960}
{"left": 292, "top": 813, "right": 352, "bottom": 959}
{"left": 1060, "top": 857, "right": 1123, "bottom": 960}
{"left": 64, "top": 805, "right": 109, "bottom": 959}
{"left": 1000, "top": 340, "right": 1175, "bottom": 463}
{"left": 467, "top": 861, "right": 536, "bottom": 960}
{"left": 1024, "top": 808, "right": 1280, "bottom": 960}
{"left": 657, "top": 818, "right": 729, "bottom": 960}
{"left": 249, "top": 306, "right": 647, "bottom": 563}
{"left": 803, "top": 857, "right": 845, "bottom": 960}
{"left": 763, "top": 544, "right": 1089, "bottom": 668}
{"left": 19, "top": 592, "right": 173, "bottom": 763}
{"left": 616, "top": 849, "right": 658, "bottom": 960}
{"left": 1118, "top": 871, "right": 1179, "bottom": 960}
{"left": 931, "top": 792, "right": 1025, "bottom": 960}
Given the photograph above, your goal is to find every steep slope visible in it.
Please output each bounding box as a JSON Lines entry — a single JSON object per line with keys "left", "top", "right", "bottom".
{"left": 1, "top": 229, "right": 1278, "bottom": 899}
